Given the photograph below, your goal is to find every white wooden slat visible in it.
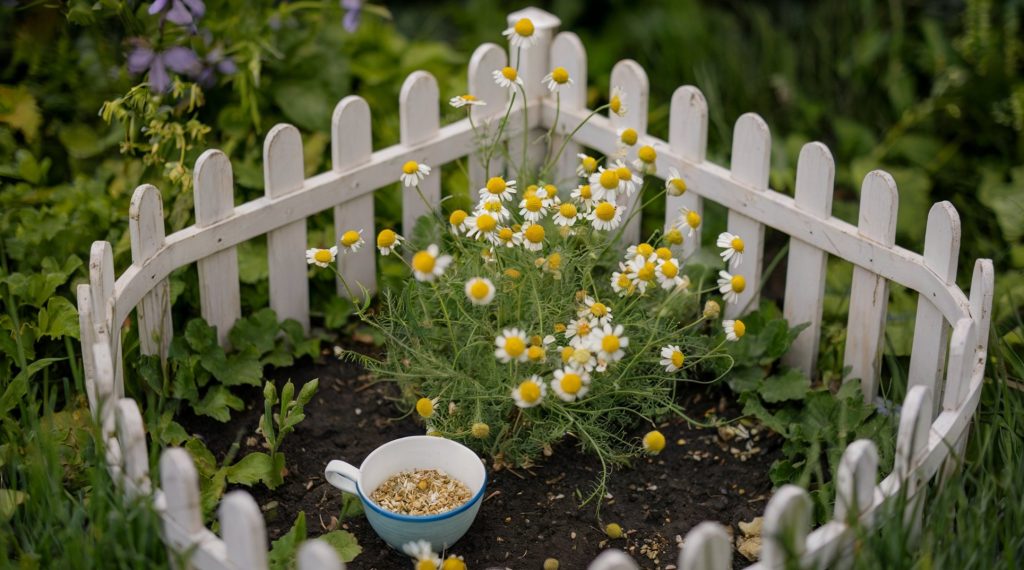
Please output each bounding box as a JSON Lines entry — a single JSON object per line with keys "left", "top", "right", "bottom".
{"left": 194, "top": 150, "right": 241, "bottom": 349}
{"left": 666, "top": 85, "right": 708, "bottom": 259}
{"left": 548, "top": 31, "right": 587, "bottom": 186}
{"left": 89, "top": 241, "right": 123, "bottom": 400}
{"left": 968, "top": 259, "right": 995, "bottom": 357}
{"left": 761, "top": 485, "right": 812, "bottom": 570}
{"left": 76, "top": 284, "right": 99, "bottom": 412}
{"left": 219, "top": 491, "right": 268, "bottom": 570}
{"left": 92, "top": 334, "right": 119, "bottom": 435}
{"left": 399, "top": 71, "right": 442, "bottom": 237}
{"left": 941, "top": 318, "right": 977, "bottom": 413}
{"left": 506, "top": 7, "right": 561, "bottom": 106}
{"left": 115, "top": 398, "right": 151, "bottom": 498}
{"left": 895, "top": 385, "right": 933, "bottom": 540}
{"left": 843, "top": 171, "right": 899, "bottom": 400}
{"left": 264, "top": 124, "right": 310, "bottom": 332}
{"left": 834, "top": 439, "right": 878, "bottom": 523}
{"left": 130, "top": 185, "right": 173, "bottom": 360}
{"left": 609, "top": 60, "right": 649, "bottom": 245}
{"left": 802, "top": 522, "right": 847, "bottom": 570}
{"left": 332, "top": 96, "right": 377, "bottom": 298}
{"left": 298, "top": 540, "right": 345, "bottom": 570}
{"left": 724, "top": 113, "right": 771, "bottom": 318}
{"left": 160, "top": 448, "right": 205, "bottom": 570}
{"left": 467, "top": 43, "right": 509, "bottom": 189}
{"left": 907, "top": 202, "right": 961, "bottom": 407}
{"left": 679, "top": 521, "right": 732, "bottom": 570}
{"left": 781, "top": 143, "right": 835, "bottom": 377}
{"left": 587, "top": 549, "right": 639, "bottom": 570}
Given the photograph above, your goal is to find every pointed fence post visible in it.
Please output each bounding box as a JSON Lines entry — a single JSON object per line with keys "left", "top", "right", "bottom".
{"left": 89, "top": 241, "right": 123, "bottom": 400}
{"left": 548, "top": 31, "right": 587, "bottom": 187}
{"left": 895, "top": 385, "right": 933, "bottom": 542}
{"left": 782, "top": 143, "right": 835, "bottom": 377}
{"left": 843, "top": 171, "right": 898, "bottom": 401}
{"left": 724, "top": 113, "right": 770, "bottom": 318}
{"left": 609, "top": 60, "right": 649, "bottom": 245}
{"left": 115, "top": 398, "right": 151, "bottom": 498}
{"left": 160, "top": 448, "right": 204, "bottom": 570}
{"left": 588, "top": 549, "right": 639, "bottom": 570}
{"left": 667, "top": 85, "right": 708, "bottom": 259}
{"left": 400, "top": 71, "right": 442, "bottom": 238}
{"left": 332, "top": 95, "right": 377, "bottom": 298}
{"left": 76, "top": 284, "right": 99, "bottom": 413}
{"left": 505, "top": 8, "right": 561, "bottom": 173}
{"left": 194, "top": 150, "right": 242, "bottom": 348}
{"left": 679, "top": 521, "right": 732, "bottom": 570}
{"left": 265, "top": 124, "right": 310, "bottom": 332}
{"left": 298, "top": 540, "right": 345, "bottom": 570}
{"left": 220, "top": 491, "right": 269, "bottom": 570}
{"left": 130, "top": 185, "right": 173, "bottom": 360}
{"left": 467, "top": 43, "right": 508, "bottom": 191}
{"left": 761, "top": 485, "right": 813, "bottom": 570}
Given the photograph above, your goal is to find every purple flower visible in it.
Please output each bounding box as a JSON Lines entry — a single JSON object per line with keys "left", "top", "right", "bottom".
{"left": 196, "top": 45, "right": 237, "bottom": 88}
{"left": 341, "top": 0, "right": 362, "bottom": 33}
{"left": 128, "top": 41, "right": 202, "bottom": 93}
{"left": 149, "top": 0, "right": 206, "bottom": 26}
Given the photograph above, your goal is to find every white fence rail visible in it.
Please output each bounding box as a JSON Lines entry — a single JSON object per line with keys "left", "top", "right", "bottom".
{"left": 76, "top": 6, "right": 994, "bottom": 569}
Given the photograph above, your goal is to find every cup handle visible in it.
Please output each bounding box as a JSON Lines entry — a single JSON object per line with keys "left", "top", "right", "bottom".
{"left": 325, "top": 460, "right": 361, "bottom": 496}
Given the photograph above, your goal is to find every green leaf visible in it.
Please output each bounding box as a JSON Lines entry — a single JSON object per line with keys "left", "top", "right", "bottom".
{"left": 320, "top": 530, "right": 362, "bottom": 562}
{"left": 0, "top": 489, "right": 28, "bottom": 521}
{"left": 0, "top": 85, "right": 41, "bottom": 142}
{"left": 184, "top": 319, "right": 218, "bottom": 352}
{"left": 226, "top": 452, "right": 275, "bottom": 487}
{"left": 36, "top": 296, "right": 79, "bottom": 340}
{"left": 269, "top": 512, "right": 307, "bottom": 570}
{"left": 324, "top": 296, "right": 354, "bottom": 329}
{"left": 184, "top": 438, "right": 219, "bottom": 476}
{"left": 760, "top": 368, "right": 811, "bottom": 403}
{"left": 272, "top": 81, "right": 332, "bottom": 132}
{"left": 297, "top": 379, "right": 319, "bottom": 406}
{"left": 338, "top": 492, "right": 364, "bottom": 522}
{"left": 0, "top": 358, "right": 62, "bottom": 415}
{"left": 155, "top": 411, "right": 189, "bottom": 446}
{"left": 200, "top": 349, "right": 264, "bottom": 387}
{"left": 726, "top": 366, "right": 764, "bottom": 394}
{"left": 229, "top": 308, "right": 279, "bottom": 355}
{"left": 192, "top": 385, "right": 244, "bottom": 422}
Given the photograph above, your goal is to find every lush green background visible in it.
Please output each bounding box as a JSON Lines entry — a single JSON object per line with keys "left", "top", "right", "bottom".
{"left": 1, "top": 0, "right": 1021, "bottom": 568}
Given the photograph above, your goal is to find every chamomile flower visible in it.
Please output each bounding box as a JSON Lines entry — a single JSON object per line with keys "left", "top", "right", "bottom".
{"left": 609, "top": 85, "right": 628, "bottom": 117}
{"left": 449, "top": 94, "right": 486, "bottom": 108}
{"left": 717, "top": 270, "right": 746, "bottom": 304}
{"left": 494, "top": 226, "right": 522, "bottom": 248}
{"left": 626, "top": 243, "right": 655, "bottom": 260}
{"left": 411, "top": 245, "right": 452, "bottom": 282}
{"left": 656, "top": 257, "right": 685, "bottom": 290}
{"left": 415, "top": 397, "right": 438, "bottom": 418}
{"left": 589, "top": 166, "right": 620, "bottom": 201}
{"left": 576, "top": 153, "right": 598, "bottom": 177}
{"left": 663, "top": 227, "right": 684, "bottom": 246}
{"left": 625, "top": 254, "right": 659, "bottom": 294}
{"left": 376, "top": 229, "right": 404, "bottom": 255}
{"left": 465, "top": 212, "right": 500, "bottom": 241}
{"left": 610, "top": 263, "right": 635, "bottom": 296}
{"left": 400, "top": 160, "right": 430, "bottom": 187}
{"left": 550, "top": 197, "right": 580, "bottom": 226}
{"left": 567, "top": 345, "right": 598, "bottom": 371}
{"left": 543, "top": 66, "right": 573, "bottom": 91}
{"left": 570, "top": 183, "right": 596, "bottom": 211}
{"left": 464, "top": 277, "right": 496, "bottom": 306}
{"left": 716, "top": 232, "right": 745, "bottom": 268}
{"left": 481, "top": 246, "right": 497, "bottom": 264}
{"left": 442, "top": 555, "right": 467, "bottom": 570}
{"left": 643, "top": 430, "right": 666, "bottom": 454}
{"left": 723, "top": 319, "right": 746, "bottom": 341}
{"left": 512, "top": 375, "right": 546, "bottom": 408}
{"left": 503, "top": 17, "right": 537, "bottom": 49}
{"left": 338, "top": 229, "right": 365, "bottom": 253}
{"left": 631, "top": 145, "right": 657, "bottom": 174}
{"left": 579, "top": 296, "right": 613, "bottom": 326}
{"left": 478, "top": 196, "right": 511, "bottom": 222}
{"left": 493, "top": 66, "right": 524, "bottom": 89}
{"left": 565, "top": 316, "right": 595, "bottom": 344}
{"left": 449, "top": 209, "right": 469, "bottom": 234}
{"left": 591, "top": 323, "right": 628, "bottom": 362}
{"left": 551, "top": 368, "right": 591, "bottom": 402}
{"left": 660, "top": 345, "right": 685, "bottom": 372}
{"left": 617, "top": 128, "right": 639, "bottom": 155}
{"left": 305, "top": 246, "right": 337, "bottom": 268}
{"left": 479, "top": 176, "right": 517, "bottom": 202}
{"left": 665, "top": 167, "right": 687, "bottom": 196}
{"left": 519, "top": 193, "right": 550, "bottom": 222}
{"left": 403, "top": 540, "right": 441, "bottom": 570}
{"left": 589, "top": 201, "right": 622, "bottom": 231}
{"left": 521, "top": 223, "right": 545, "bottom": 252}
{"left": 495, "top": 328, "right": 529, "bottom": 363}
{"left": 677, "top": 207, "right": 702, "bottom": 237}
{"left": 655, "top": 247, "right": 673, "bottom": 261}
{"left": 611, "top": 160, "right": 642, "bottom": 196}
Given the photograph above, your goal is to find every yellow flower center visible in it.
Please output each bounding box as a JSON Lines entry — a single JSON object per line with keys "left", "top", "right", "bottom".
{"left": 469, "top": 279, "right": 490, "bottom": 300}
{"left": 501, "top": 66, "right": 517, "bottom": 81}
{"left": 513, "top": 18, "right": 534, "bottom": 36}
{"left": 519, "top": 380, "right": 541, "bottom": 403}
{"left": 449, "top": 209, "right": 467, "bottom": 226}
{"left": 341, "top": 230, "right": 361, "bottom": 246}
{"left": 525, "top": 196, "right": 543, "bottom": 212}
{"left": 527, "top": 345, "right": 545, "bottom": 361}
{"left": 665, "top": 228, "right": 683, "bottom": 245}
{"left": 416, "top": 561, "right": 437, "bottom": 570}
{"left": 601, "top": 335, "right": 621, "bottom": 353}
{"left": 635, "top": 243, "right": 654, "bottom": 258}
{"left": 524, "top": 185, "right": 538, "bottom": 199}
{"left": 412, "top": 251, "right": 436, "bottom": 273}
{"left": 544, "top": 184, "right": 557, "bottom": 195}
{"left": 616, "top": 273, "right": 631, "bottom": 289}
{"left": 313, "top": 249, "right": 333, "bottom": 263}
{"left": 484, "top": 200, "right": 503, "bottom": 213}
{"left": 595, "top": 202, "right": 616, "bottom": 221}
{"left": 461, "top": 94, "right": 477, "bottom": 101}
{"left": 498, "top": 227, "right": 514, "bottom": 242}
{"left": 576, "top": 320, "right": 591, "bottom": 336}
{"left": 661, "top": 260, "right": 679, "bottom": 278}
{"left": 504, "top": 336, "right": 526, "bottom": 357}
{"left": 476, "top": 214, "right": 497, "bottom": 232}
{"left": 731, "top": 275, "right": 746, "bottom": 293}
{"left": 547, "top": 252, "right": 562, "bottom": 270}
{"left": 671, "top": 350, "right": 684, "bottom": 368}
{"left": 609, "top": 95, "right": 621, "bottom": 114}
{"left": 376, "top": 229, "right": 397, "bottom": 248}
{"left": 598, "top": 169, "right": 618, "bottom": 190}
{"left": 551, "top": 66, "right": 569, "bottom": 84}
{"left": 561, "top": 346, "right": 574, "bottom": 363}
{"left": 560, "top": 373, "right": 582, "bottom": 394}
{"left": 442, "top": 557, "right": 467, "bottom": 570}
{"left": 731, "top": 237, "right": 745, "bottom": 252}
{"left": 504, "top": 268, "right": 521, "bottom": 279}
{"left": 733, "top": 320, "right": 746, "bottom": 337}
{"left": 486, "top": 176, "right": 507, "bottom": 194}
{"left": 581, "top": 156, "right": 597, "bottom": 173}
{"left": 554, "top": 323, "right": 567, "bottom": 333}
{"left": 571, "top": 347, "right": 592, "bottom": 365}
{"left": 637, "top": 145, "right": 656, "bottom": 163}
{"left": 615, "top": 166, "right": 631, "bottom": 180}
{"left": 524, "top": 224, "right": 544, "bottom": 243}
{"left": 655, "top": 247, "right": 672, "bottom": 260}
{"left": 643, "top": 430, "right": 666, "bottom": 453}
{"left": 415, "top": 397, "right": 434, "bottom": 418}
{"left": 558, "top": 203, "right": 577, "bottom": 218}
{"left": 671, "top": 178, "right": 687, "bottom": 193}
{"left": 620, "top": 128, "right": 638, "bottom": 146}
{"left": 637, "top": 262, "right": 656, "bottom": 282}
{"left": 590, "top": 302, "right": 608, "bottom": 317}
{"left": 402, "top": 161, "right": 419, "bottom": 175}
{"left": 579, "top": 184, "right": 592, "bottom": 199}
{"left": 686, "top": 210, "right": 701, "bottom": 228}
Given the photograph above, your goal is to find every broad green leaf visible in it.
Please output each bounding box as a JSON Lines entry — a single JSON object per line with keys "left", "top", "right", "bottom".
{"left": 184, "top": 438, "right": 218, "bottom": 476}
{"left": 0, "top": 489, "right": 27, "bottom": 521}
{"left": 338, "top": 492, "right": 364, "bottom": 521}
{"left": 726, "top": 365, "right": 764, "bottom": 394}
{"left": 200, "top": 348, "right": 263, "bottom": 387}
{"left": 320, "top": 530, "right": 362, "bottom": 562}
{"left": 192, "top": 385, "right": 244, "bottom": 422}
{"left": 760, "top": 368, "right": 811, "bottom": 403}
{"left": 0, "top": 358, "right": 63, "bottom": 415}
{"left": 269, "top": 512, "right": 307, "bottom": 570}
{"left": 229, "top": 308, "right": 279, "bottom": 354}
{"left": 0, "top": 85, "right": 41, "bottom": 142}
{"left": 226, "top": 452, "right": 274, "bottom": 487}
{"left": 184, "top": 319, "right": 218, "bottom": 352}
{"left": 37, "top": 296, "right": 79, "bottom": 340}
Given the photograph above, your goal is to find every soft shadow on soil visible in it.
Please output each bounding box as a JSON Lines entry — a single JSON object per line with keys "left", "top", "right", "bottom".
{"left": 179, "top": 350, "right": 781, "bottom": 569}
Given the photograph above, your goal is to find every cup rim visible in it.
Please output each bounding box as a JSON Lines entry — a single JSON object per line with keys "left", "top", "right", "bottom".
{"left": 355, "top": 435, "right": 488, "bottom": 523}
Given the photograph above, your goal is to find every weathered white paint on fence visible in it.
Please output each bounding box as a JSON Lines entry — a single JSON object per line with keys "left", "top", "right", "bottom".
{"left": 895, "top": 385, "right": 933, "bottom": 541}
{"left": 194, "top": 150, "right": 242, "bottom": 349}
{"left": 908, "top": 202, "right": 960, "bottom": 409}
{"left": 331, "top": 96, "right": 377, "bottom": 297}
{"left": 781, "top": 143, "right": 835, "bottom": 377}
{"left": 834, "top": 440, "right": 878, "bottom": 523}
{"left": 666, "top": 85, "right": 708, "bottom": 259}
{"left": 220, "top": 491, "right": 269, "bottom": 570}
{"left": 506, "top": 8, "right": 560, "bottom": 174}
{"left": 467, "top": 42, "right": 509, "bottom": 190}
{"left": 297, "top": 540, "right": 345, "bottom": 570}
{"left": 400, "top": 71, "right": 442, "bottom": 237}
{"left": 264, "top": 124, "right": 310, "bottom": 332}
{"left": 76, "top": 284, "right": 99, "bottom": 411}
{"left": 724, "top": 113, "right": 770, "bottom": 318}
{"left": 161, "top": 447, "right": 210, "bottom": 570}
{"left": 609, "top": 60, "right": 649, "bottom": 245}
{"left": 548, "top": 31, "right": 587, "bottom": 186}
{"left": 115, "top": 398, "right": 151, "bottom": 498}
{"left": 679, "top": 521, "right": 731, "bottom": 570}
{"left": 89, "top": 241, "right": 123, "bottom": 399}
{"left": 843, "top": 171, "right": 898, "bottom": 399}
{"left": 588, "top": 548, "right": 640, "bottom": 570}
{"left": 130, "top": 184, "right": 173, "bottom": 360}
{"left": 761, "top": 485, "right": 812, "bottom": 569}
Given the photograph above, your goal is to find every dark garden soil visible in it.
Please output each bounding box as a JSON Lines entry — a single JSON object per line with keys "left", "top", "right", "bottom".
{"left": 179, "top": 346, "right": 781, "bottom": 569}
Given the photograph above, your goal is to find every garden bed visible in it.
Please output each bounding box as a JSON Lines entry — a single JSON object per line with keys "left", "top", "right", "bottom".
{"left": 179, "top": 346, "right": 780, "bottom": 569}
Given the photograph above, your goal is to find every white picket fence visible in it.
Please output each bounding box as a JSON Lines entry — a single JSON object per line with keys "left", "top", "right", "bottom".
{"left": 75, "top": 6, "right": 994, "bottom": 569}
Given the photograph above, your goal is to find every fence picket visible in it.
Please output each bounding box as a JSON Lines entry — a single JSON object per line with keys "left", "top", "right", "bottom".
{"left": 548, "top": 31, "right": 587, "bottom": 186}
{"left": 115, "top": 398, "right": 151, "bottom": 498}
{"left": 130, "top": 185, "right": 173, "bottom": 360}
{"left": 264, "top": 124, "right": 310, "bottom": 332}
{"left": 220, "top": 491, "right": 268, "bottom": 570}
{"left": 331, "top": 96, "right": 377, "bottom": 298}
{"left": 76, "top": 284, "right": 99, "bottom": 412}
{"left": 843, "top": 171, "right": 898, "bottom": 400}
{"left": 298, "top": 540, "right": 344, "bottom": 570}
{"left": 399, "top": 71, "right": 442, "bottom": 239}
{"left": 895, "top": 385, "right": 933, "bottom": 540}
{"left": 724, "top": 113, "right": 770, "bottom": 319}
{"left": 761, "top": 485, "right": 812, "bottom": 569}
{"left": 679, "top": 521, "right": 731, "bottom": 570}
{"left": 89, "top": 241, "right": 123, "bottom": 400}
{"left": 160, "top": 448, "right": 204, "bottom": 570}
{"left": 834, "top": 440, "right": 878, "bottom": 523}
{"left": 609, "top": 60, "right": 649, "bottom": 245}
{"left": 194, "top": 150, "right": 242, "bottom": 348}
{"left": 667, "top": 86, "right": 708, "bottom": 259}
{"left": 781, "top": 143, "right": 835, "bottom": 377}
{"left": 588, "top": 549, "right": 639, "bottom": 570}
{"left": 507, "top": 7, "right": 561, "bottom": 107}
{"left": 467, "top": 43, "right": 509, "bottom": 191}
{"left": 908, "top": 202, "right": 961, "bottom": 408}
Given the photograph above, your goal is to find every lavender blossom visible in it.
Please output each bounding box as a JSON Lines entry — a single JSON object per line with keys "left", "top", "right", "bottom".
{"left": 341, "top": 0, "right": 362, "bottom": 33}
{"left": 149, "top": 0, "right": 206, "bottom": 26}
{"left": 196, "top": 45, "right": 237, "bottom": 88}
{"left": 127, "top": 41, "right": 202, "bottom": 93}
